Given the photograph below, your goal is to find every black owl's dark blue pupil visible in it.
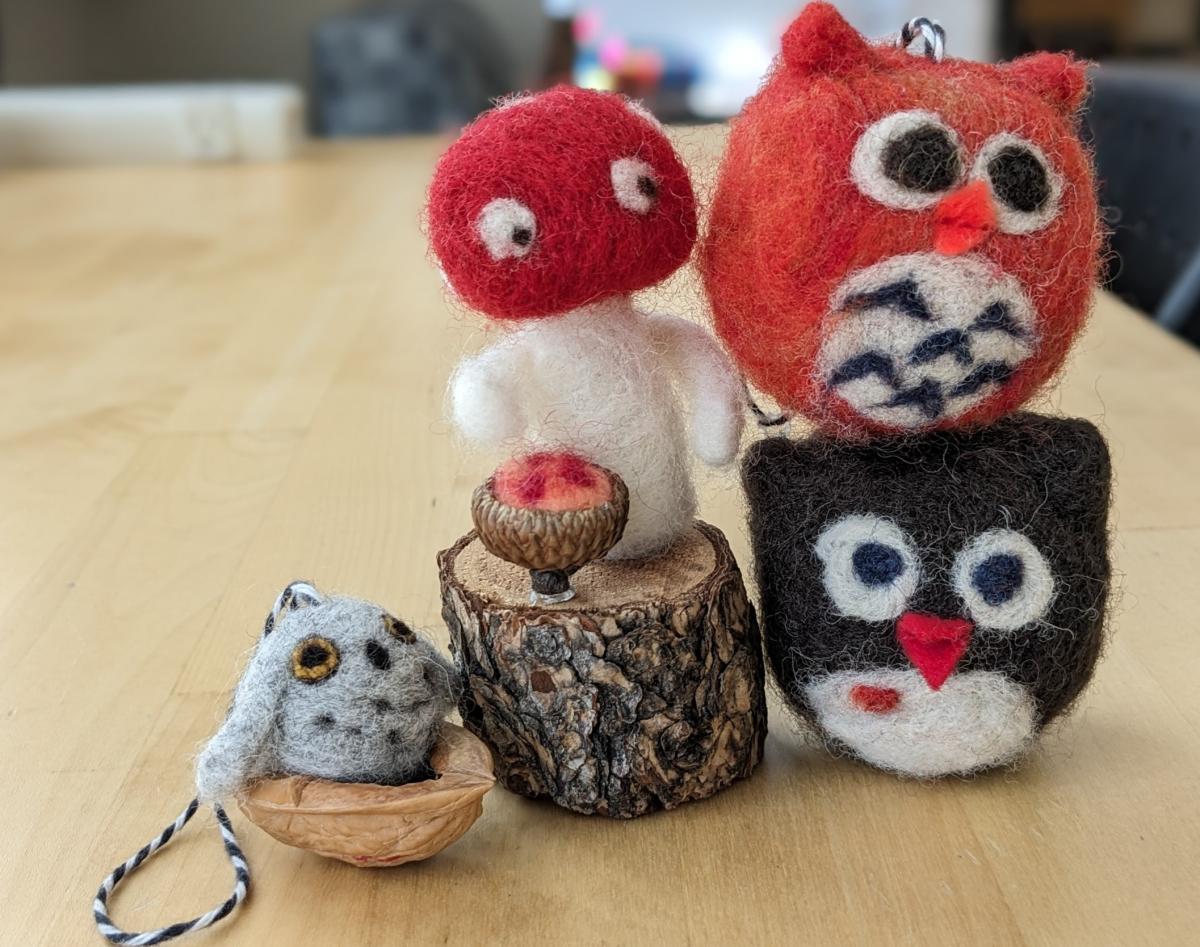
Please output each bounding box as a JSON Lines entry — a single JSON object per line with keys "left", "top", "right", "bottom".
{"left": 972, "top": 553, "right": 1024, "bottom": 605}
{"left": 852, "top": 542, "right": 905, "bottom": 586}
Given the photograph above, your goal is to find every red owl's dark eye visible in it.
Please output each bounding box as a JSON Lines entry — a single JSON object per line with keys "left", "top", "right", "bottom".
{"left": 852, "top": 110, "right": 962, "bottom": 210}
{"left": 987, "top": 146, "right": 1050, "bottom": 213}
{"left": 611, "top": 157, "right": 660, "bottom": 214}
{"left": 882, "top": 126, "right": 961, "bottom": 193}
{"left": 476, "top": 198, "right": 537, "bottom": 261}
{"left": 971, "top": 134, "right": 1062, "bottom": 235}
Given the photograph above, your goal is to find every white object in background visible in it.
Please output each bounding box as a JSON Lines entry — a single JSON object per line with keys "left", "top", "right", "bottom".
{"left": 0, "top": 84, "right": 304, "bottom": 167}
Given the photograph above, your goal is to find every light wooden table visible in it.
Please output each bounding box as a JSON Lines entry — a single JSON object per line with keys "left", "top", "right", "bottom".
{"left": 2, "top": 135, "right": 1198, "bottom": 947}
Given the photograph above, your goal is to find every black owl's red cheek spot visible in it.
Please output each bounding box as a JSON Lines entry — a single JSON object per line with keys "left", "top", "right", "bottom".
{"left": 896, "top": 611, "right": 973, "bottom": 690}
{"left": 850, "top": 684, "right": 901, "bottom": 714}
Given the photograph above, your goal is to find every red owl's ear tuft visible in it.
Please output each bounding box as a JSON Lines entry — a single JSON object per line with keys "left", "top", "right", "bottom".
{"left": 781, "top": 2, "right": 875, "bottom": 77}
{"left": 1001, "top": 52, "right": 1089, "bottom": 114}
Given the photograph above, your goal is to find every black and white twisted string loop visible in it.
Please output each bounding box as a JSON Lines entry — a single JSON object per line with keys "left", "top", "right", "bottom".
{"left": 896, "top": 16, "right": 946, "bottom": 62}
{"left": 743, "top": 380, "right": 792, "bottom": 429}
{"left": 93, "top": 799, "right": 250, "bottom": 945}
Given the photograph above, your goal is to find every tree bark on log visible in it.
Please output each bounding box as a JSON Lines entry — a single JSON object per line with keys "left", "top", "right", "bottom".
{"left": 438, "top": 521, "right": 767, "bottom": 818}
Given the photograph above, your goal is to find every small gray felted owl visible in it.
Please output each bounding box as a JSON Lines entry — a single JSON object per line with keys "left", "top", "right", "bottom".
{"left": 196, "top": 581, "right": 457, "bottom": 798}
{"left": 94, "top": 582, "right": 465, "bottom": 946}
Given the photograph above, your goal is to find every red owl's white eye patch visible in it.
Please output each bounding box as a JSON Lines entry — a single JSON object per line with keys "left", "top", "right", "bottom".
{"left": 817, "top": 253, "right": 1038, "bottom": 430}
{"left": 971, "top": 133, "right": 1063, "bottom": 234}
{"left": 851, "top": 110, "right": 963, "bottom": 210}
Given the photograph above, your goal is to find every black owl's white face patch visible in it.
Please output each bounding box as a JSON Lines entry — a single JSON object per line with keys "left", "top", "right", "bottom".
{"left": 804, "top": 669, "right": 1037, "bottom": 777}
{"left": 817, "top": 253, "right": 1037, "bottom": 429}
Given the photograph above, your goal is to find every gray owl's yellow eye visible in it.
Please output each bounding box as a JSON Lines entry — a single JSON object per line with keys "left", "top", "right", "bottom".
{"left": 291, "top": 636, "right": 339, "bottom": 683}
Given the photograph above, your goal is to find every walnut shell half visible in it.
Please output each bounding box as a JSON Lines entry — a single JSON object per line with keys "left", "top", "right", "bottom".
{"left": 237, "top": 723, "right": 494, "bottom": 867}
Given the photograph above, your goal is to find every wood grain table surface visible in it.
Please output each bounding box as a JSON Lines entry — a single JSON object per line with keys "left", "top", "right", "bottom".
{"left": 1, "top": 131, "right": 1198, "bottom": 946}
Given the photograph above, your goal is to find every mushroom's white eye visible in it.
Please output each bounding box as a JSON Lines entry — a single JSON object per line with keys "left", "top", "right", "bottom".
{"left": 814, "top": 514, "right": 921, "bottom": 621}
{"left": 952, "top": 529, "right": 1055, "bottom": 631}
{"left": 851, "top": 110, "right": 963, "bottom": 210}
{"left": 971, "top": 133, "right": 1062, "bottom": 234}
{"left": 476, "top": 198, "right": 536, "bottom": 261}
{"left": 611, "top": 157, "right": 659, "bottom": 214}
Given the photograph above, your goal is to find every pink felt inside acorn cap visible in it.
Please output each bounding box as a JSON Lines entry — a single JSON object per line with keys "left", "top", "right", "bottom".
{"left": 493, "top": 452, "right": 614, "bottom": 512}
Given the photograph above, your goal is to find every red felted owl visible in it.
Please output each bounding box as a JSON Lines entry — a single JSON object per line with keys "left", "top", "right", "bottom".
{"left": 699, "top": 3, "right": 1101, "bottom": 435}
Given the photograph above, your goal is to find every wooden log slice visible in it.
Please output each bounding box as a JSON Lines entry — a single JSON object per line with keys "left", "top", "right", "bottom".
{"left": 438, "top": 521, "right": 767, "bottom": 818}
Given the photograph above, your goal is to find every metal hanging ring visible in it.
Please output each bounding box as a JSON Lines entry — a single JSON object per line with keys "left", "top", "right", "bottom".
{"left": 896, "top": 17, "right": 946, "bottom": 63}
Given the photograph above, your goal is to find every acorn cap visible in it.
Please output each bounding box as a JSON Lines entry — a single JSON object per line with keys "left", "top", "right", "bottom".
{"left": 471, "top": 467, "right": 629, "bottom": 572}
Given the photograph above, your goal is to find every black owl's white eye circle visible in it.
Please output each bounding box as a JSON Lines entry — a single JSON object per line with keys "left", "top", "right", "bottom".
{"left": 851, "top": 110, "right": 963, "bottom": 211}
{"left": 611, "top": 157, "right": 659, "bottom": 214}
{"left": 953, "top": 529, "right": 1055, "bottom": 631}
{"left": 971, "top": 134, "right": 1062, "bottom": 234}
{"left": 814, "top": 514, "right": 921, "bottom": 621}
{"left": 476, "top": 197, "right": 536, "bottom": 261}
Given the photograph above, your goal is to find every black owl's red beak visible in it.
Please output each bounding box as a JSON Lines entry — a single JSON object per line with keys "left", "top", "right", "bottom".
{"left": 896, "top": 611, "right": 973, "bottom": 690}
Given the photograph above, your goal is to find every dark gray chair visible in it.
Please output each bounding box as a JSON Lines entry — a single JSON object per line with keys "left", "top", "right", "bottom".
{"left": 311, "top": 1, "right": 514, "bottom": 137}
{"left": 1085, "top": 64, "right": 1200, "bottom": 344}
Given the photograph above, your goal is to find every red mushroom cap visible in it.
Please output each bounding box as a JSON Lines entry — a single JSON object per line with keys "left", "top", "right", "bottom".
{"left": 428, "top": 86, "right": 697, "bottom": 321}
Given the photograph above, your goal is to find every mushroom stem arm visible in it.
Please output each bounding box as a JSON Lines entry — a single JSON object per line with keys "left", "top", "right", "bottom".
{"left": 449, "top": 339, "right": 528, "bottom": 446}
{"left": 647, "top": 313, "right": 745, "bottom": 466}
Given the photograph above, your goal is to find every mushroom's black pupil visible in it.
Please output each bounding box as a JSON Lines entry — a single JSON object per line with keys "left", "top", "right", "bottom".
{"left": 972, "top": 553, "right": 1025, "bottom": 606}
{"left": 366, "top": 639, "right": 392, "bottom": 671}
{"left": 987, "top": 146, "right": 1050, "bottom": 213}
{"left": 300, "top": 644, "right": 329, "bottom": 668}
{"left": 637, "top": 175, "right": 658, "bottom": 198}
{"left": 882, "top": 125, "right": 960, "bottom": 193}
{"left": 511, "top": 226, "right": 532, "bottom": 247}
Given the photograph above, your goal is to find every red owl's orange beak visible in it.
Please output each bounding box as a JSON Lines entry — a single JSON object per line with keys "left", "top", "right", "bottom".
{"left": 896, "top": 611, "right": 973, "bottom": 690}
{"left": 933, "top": 181, "right": 997, "bottom": 256}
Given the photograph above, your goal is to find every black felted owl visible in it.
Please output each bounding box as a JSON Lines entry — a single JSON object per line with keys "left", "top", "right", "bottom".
{"left": 743, "top": 414, "right": 1111, "bottom": 777}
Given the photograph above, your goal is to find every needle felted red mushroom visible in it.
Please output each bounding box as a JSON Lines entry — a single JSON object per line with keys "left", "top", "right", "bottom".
{"left": 430, "top": 86, "right": 744, "bottom": 560}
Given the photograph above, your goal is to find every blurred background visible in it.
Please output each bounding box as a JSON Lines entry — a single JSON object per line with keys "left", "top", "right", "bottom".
{"left": 1, "top": 0, "right": 1198, "bottom": 339}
